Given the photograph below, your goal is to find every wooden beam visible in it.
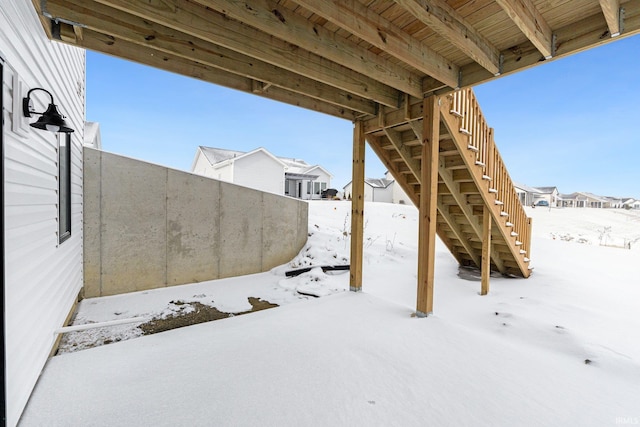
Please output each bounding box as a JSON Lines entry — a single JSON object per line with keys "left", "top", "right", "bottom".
{"left": 350, "top": 121, "right": 366, "bottom": 292}
{"left": 293, "top": 0, "right": 459, "bottom": 89}
{"left": 46, "top": 0, "right": 377, "bottom": 116}
{"left": 394, "top": 0, "right": 500, "bottom": 75}
{"left": 382, "top": 128, "right": 421, "bottom": 185}
{"left": 365, "top": 134, "right": 419, "bottom": 207}
{"left": 363, "top": 100, "right": 424, "bottom": 134}
{"left": 92, "top": 0, "right": 400, "bottom": 107}
{"left": 599, "top": 0, "right": 621, "bottom": 37}
{"left": 494, "top": 0, "right": 554, "bottom": 59}
{"left": 193, "top": 0, "right": 422, "bottom": 98}
{"left": 56, "top": 26, "right": 359, "bottom": 120}
{"left": 481, "top": 206, "right": 491, "bottom": 295}
{"left": 31, "top": 0, "right": 54, "bottom": 39}
{"left": 416, "top": 96, "right": 440, "bottom": 317}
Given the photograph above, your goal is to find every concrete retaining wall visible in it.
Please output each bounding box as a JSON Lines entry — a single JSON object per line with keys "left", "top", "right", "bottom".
{"left": 84, "top": 148, "right": 308, "bottom": 297}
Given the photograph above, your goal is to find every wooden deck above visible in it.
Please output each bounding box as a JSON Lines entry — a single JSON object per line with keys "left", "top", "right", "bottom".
{"left": 34, "top": 0, "right": 640, "bottom": 121}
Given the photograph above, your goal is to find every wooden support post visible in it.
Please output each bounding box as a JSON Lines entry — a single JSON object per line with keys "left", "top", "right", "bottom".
{"left": 481, "top": 206, "right": 492, "bottom": 295}
{"left": 416, "top": 96, "right": 440, "bottom": 317}
{"left": 350, "top": 120, "right": 366, "bottom": 292}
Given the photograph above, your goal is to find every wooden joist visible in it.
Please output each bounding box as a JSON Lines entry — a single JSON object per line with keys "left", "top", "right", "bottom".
{"left": 293, "top": 0, "right": 459, "bottom": 88}
{"left": 55, "top": 26, "right": 360, "bottom": 120}
{"left": 34, "top": 0, "right": 640, "bottom": 124}
{"left": 395, "top": 0, "right": 501, "bottom": 75}
{"left": 47, "top": 0, "right": 377, "bottom": 115}
{"left": 73, "top": 0, "right": 401, "bottom": 107}
{"left": 599, "top": 0, "right": 622, "bottom": 37}
{"left": 494, "top": 0, "right": 554, "bottom": 59}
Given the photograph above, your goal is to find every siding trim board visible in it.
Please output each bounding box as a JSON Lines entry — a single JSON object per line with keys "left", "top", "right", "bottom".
{"left": 2, "top": 55, "right": 9, "bottom": 427}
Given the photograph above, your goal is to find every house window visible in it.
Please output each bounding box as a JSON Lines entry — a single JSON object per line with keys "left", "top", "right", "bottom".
{"left": 58, "top": 133, "right": 71, "bottom": 243}
{"left": 313, "top": 182, "right": 327, "bottom": 195}
{"left": 307, "top": 181, "right": 311, "bottom": 194}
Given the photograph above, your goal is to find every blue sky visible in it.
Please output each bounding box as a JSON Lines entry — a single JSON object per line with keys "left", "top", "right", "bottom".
{"left": 87, "top": 34, "right": 640, "bottom": 197}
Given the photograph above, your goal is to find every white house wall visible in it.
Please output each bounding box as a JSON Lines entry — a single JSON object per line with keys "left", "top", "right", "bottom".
{"left": 372, "top": 187, "right": 393, "bottom": 203}
{"left": 344, "top": 182, "right": 373, "bottom": 202}
{"left": 234, "top": 151, "right": 284, "bottom": 194}
{"left": 192, "top": 151, "right": 216, "bottom": 178}
{"left": 1, "top": 2, "right": 85, "bottom": 425}
{"left": 213, "top": 162, "right": 234, "bottom": 182}
{"left": 391, "top": 181, "right": 413, "bottom": 206}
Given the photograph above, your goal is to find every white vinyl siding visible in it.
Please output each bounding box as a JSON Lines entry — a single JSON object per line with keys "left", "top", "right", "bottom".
{"left": 1, "top": 2, "right": 85, "bottom": 425}
{"left": 234, "top": 151, "right": 284, "bottom": 195}
{"left": 343, "top": 181, "right": 393, "bottom": 203}
{"left": 344, "top": 181, "right": 373, "bottom": 202}
{"left": 192, "top": 151, "right": 216, "bottom": 178}
{"left": 213, "top": 162, "right": 234, "bottom": 182}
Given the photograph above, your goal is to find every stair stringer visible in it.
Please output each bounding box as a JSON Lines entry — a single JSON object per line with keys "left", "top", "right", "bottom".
{"left": 365, "top": 133, "right": 471, "bottom": 267}
{"left": 439, "top": 101, "right": 531, "bottom": 278}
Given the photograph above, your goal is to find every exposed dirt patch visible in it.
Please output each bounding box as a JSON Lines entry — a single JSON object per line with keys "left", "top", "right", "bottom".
{"left": 139, "top": 297, "right": 279, "bottom": 335}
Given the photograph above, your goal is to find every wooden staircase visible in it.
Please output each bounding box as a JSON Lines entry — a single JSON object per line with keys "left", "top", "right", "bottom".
{"left": 363, "top": 88, "right": 532, "bottom": 278}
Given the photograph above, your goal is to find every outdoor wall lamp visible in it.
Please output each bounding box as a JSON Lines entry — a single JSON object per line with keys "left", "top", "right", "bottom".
{"left": 22, "top": 87, "right": 74, "bottom": 133}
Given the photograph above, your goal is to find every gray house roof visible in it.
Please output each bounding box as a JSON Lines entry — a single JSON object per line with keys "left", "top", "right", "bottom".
{"left": 197, "top": 146, "right": 332, "bottom": 178}
{"left": 533, "top": 186, "right": 558, "bottom": 194}
{"left": 513, "top": 182, "right": 542, "bottom": 194}
{"left": 579, "top": 192, "right": 609, "bottom": 202}
{"left": 365, "top": 178, "right": 393, "bottom": 188}
{"left": 561, "top": 192, "right": 609, "bottom": 202}
{"left": 199, "top": 146, "right": 246, "bottom": 164}
{"left": 343, "top": 178, "right": 394, "bottom": 190}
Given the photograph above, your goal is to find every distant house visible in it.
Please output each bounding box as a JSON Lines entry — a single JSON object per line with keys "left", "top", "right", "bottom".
{"left": 192, "top": 146, "right": 332, "bottom": 200}
{"left": 84, "top": 121, "right": 102, "bottom": 149}
{"left": 533, "top": 186, "right": 560, "bottom": 207}
{"left": 344, "top": 171, "right": 417, "bottom": 205}
{"left": 514, "top": 183, "right": 543, "bottom": 207}
{"left": 604, "top": 196, "right": 625, "bottom": 209}
{"left": 385, "top": 171, "right": 415, "bottom": 206}
{"left": 343, "top": 178, "right": 394, "bottom": 203}
{"left": 560, "top": 192, "right": 609, "bottom": 208}
{"left": 623, "top": 198, "right": 640, "bottom": 209}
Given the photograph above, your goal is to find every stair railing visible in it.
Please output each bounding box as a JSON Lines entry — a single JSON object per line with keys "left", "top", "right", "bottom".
{"left": 449, "top": 88, "right": 532, "bottom": 261}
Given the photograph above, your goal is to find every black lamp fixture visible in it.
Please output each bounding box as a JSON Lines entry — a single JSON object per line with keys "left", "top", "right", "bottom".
{"left": 22, "top": 87, "right": 74, "bottom": 133}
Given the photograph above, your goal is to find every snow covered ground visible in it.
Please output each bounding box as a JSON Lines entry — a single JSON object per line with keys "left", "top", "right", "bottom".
{"left": 21, "top": 202, "right": 640, "bottom": 426}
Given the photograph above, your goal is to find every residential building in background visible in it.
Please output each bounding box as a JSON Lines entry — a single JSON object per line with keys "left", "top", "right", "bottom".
{"left": 343, "top": 178, "right": 393, "bottom": 203}
{"left": 514, "top": 185, "right": 639, "bottom": 209}
{"left": 514, "top": 183, "right": 543, "bottom": 207}
{"left": 343, "top": 171, "right": 416, "bottom": 205}
{"left": 532, "top": 186, "right": 560, "bottom": 207}
{"left": 560, "top": 192, "right": 612, "bottom": 208}
{"left": 191, "top": 146, "right": 332, "bottom": 200}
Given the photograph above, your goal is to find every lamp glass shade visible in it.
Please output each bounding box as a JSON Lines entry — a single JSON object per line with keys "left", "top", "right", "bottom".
{"left": 30, "top": 103, "right": 74, "bottom": 133}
